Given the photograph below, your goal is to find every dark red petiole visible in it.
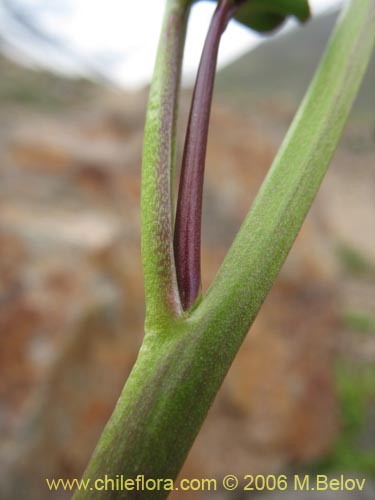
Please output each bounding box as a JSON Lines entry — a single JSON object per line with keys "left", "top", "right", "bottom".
{"left": 174, "top": 0, "right": 243, "bottom": 310}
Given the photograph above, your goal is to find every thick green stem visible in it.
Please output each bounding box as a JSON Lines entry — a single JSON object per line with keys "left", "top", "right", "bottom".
{"left": 73, "top": 317, "right": 247, "bottom": 500}
{"left": 75, "top": 1, "right": 374, "bottom": 499}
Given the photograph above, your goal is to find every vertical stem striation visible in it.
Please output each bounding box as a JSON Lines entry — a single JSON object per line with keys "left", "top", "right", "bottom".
{"left": 174, "top": 0, "right": 242, "bottom": 311}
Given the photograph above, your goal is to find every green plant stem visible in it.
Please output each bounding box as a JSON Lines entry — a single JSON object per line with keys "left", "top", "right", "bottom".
{"left": 74, "top": 1, "right": 375, "bottom": 498}
{"left": 140, "top": 0, "right": 190, "bottom": 327}
{"left": 194, "top": 0, "right": 375, "bottom": 328}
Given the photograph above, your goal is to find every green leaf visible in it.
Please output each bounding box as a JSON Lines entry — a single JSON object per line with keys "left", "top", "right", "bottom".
{"left": 198, "top": 0, "right": 311, "bottom": 33}
{"left": 235, "top": 0, "right": 311, "bottom": 32}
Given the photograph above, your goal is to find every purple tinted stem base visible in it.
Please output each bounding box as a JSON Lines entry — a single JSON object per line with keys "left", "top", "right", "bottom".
{"left": 174, "top": 0, "right": 240, "bottom": 311}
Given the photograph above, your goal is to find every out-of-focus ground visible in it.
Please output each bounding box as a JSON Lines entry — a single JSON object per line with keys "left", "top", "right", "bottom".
{"left": 0, "top": 11, "right": 374, "bottom": 500}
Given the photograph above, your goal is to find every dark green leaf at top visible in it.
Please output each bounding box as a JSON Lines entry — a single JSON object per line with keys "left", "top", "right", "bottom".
{"left": 199, "top": 0, "right": 311, "bottom": 33}
{"left": 235, "top": 0, "right": 310, "bottom": 32}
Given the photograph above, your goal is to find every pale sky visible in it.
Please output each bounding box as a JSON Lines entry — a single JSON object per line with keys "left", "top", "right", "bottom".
{"left": 0, "top": 0, "right": 343, "bottom": 89}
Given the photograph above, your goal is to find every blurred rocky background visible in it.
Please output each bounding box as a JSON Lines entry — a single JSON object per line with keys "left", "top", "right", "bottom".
{"left": 0, "top": 8, "right": 374, "bottom": 500}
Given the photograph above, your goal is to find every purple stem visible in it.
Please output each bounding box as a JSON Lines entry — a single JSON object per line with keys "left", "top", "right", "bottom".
{"left": 174, "top": 0, "right": 241, "bottom": 310}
